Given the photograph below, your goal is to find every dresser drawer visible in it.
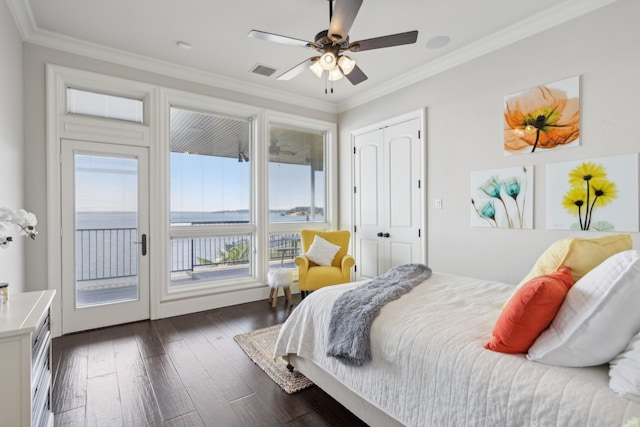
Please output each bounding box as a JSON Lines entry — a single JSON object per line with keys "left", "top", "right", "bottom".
{"left": 0, "top": 290, "right": 55, "bottom": 426}
{"left": 31, "top": 310, "right": 50, "bottom": 365}
{"left": 32, "top": 367, "right": 51, "bottom": 427}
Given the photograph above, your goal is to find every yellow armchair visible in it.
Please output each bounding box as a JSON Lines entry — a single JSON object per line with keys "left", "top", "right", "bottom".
{"left": 295, "top": 230, "right": 355, "bottom": 297}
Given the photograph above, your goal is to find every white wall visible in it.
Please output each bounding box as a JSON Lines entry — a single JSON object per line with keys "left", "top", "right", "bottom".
{"left": 338, "top": 0, "right": 640, "bottom": 284}
{"left": 0, "top": 0, "right": 27, "bottom": 293}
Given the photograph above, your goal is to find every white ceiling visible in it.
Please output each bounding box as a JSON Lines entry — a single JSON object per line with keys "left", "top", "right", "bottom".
{"left": 8, "top": 0, "right": 618, "bottom": 112}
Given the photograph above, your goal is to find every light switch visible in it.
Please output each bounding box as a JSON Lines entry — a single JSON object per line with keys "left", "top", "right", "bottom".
{"left": 435, "top": 198, "right": 443, "bottom": 209}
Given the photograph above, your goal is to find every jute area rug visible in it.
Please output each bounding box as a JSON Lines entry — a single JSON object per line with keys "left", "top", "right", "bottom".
{"left": 234, "top": 324, "right": 314, "bottom": 394}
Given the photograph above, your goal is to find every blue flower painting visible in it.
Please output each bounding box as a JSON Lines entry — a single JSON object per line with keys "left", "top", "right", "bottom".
{"left": 471, "top": 166, "right": 533, "bottom": 229}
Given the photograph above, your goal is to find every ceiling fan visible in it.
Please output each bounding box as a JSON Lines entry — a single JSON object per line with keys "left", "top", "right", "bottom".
{"left": 248, "top": 0, "right": 418, "bottom": 92}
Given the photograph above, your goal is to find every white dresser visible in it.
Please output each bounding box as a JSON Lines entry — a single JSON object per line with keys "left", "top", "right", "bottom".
{"left": 0, "top": 290, "right": 55, "bottom": 427}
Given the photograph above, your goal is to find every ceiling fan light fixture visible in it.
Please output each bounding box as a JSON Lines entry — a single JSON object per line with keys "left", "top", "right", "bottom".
{"left": 319, "top": 51, "right": 337, "bottom": 70}
{"left": 327, "top": 67, "right": 344, "bottom": 81}
{"left": 337, "top": 55, "right": 356, "bottom": 75}
{"left": 309, "top": 60, "right": 324, "bottom": 78}
{"left": 249, "top": 0, "right": 418, "bottom": 91}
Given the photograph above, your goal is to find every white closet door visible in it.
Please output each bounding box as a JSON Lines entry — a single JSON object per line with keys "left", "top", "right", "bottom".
{"left": 353, "top": 117, "right": 423, "bottom": 279}
{"left": 354, "top": 128, "right": 385, "bottom": 279}
{"left": 384, "top": 118, "right": 423, "bottom": 270}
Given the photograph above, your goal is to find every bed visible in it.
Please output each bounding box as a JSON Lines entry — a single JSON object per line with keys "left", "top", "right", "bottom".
{"left": 274, "top": 271, "right": 640, "bottom": 427}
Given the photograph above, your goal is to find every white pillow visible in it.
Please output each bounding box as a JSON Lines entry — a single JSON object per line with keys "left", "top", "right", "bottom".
{"left": 609, "top": 330, "right": 640, "bottom": 402}
{"left": 528, "top": 249, "right": 640, "bottom": 367}
{"left": 305, "top": 235, "right": 340, "bottom": 266}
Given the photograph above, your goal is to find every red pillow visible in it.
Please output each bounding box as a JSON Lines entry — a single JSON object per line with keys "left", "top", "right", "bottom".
{"left": 485, "top": 267, "right": 574, "bottom": 354}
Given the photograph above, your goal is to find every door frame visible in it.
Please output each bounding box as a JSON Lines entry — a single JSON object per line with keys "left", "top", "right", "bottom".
{"left": 46, "top": 64, "right": 157, "bottom": 337}
{"left": 350, "top": 109, "right": 428, "bottom": 278}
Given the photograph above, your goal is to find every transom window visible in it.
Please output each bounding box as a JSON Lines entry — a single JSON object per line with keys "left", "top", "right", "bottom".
{"left": 66, "top": 88, "right": 144, "bottom": 123}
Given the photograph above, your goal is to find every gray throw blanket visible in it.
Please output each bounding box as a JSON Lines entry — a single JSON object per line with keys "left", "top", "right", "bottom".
{"left": 326, "top": 263, "right": 432, "bottom": 366}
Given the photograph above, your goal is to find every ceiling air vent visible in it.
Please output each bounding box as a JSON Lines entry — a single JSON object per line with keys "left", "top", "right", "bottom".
{"left": 250, "top": 64, "right": 277, "bottom": 77}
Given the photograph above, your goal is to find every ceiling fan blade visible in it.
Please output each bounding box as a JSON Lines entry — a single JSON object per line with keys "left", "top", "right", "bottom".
{"left": 349, "top": 30, "right": 418, "bottom": 52}
{"left": 328, "top": 0, "right": 363, "bottom": 43}
{"left": 345, "top": 64, "right": 367, "bottom": 85}
{"left": 248, "top": 30, "right": 311, "bottom": 48}
{"left": 277, "top": 58, "right": 317, "bottom": 80}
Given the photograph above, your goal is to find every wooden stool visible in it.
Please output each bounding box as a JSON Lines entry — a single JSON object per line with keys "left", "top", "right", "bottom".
{"left": 268, "top": 286, "right": 294, "bottom": 308}
{"left": 267, "top": 269, "right": 295, "bottom": 307}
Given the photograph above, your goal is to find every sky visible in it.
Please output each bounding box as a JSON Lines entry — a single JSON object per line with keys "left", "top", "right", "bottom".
{"left": 71, "top": 92, "right": 325, "bottom": 214}
{"left": 171, "top": 152, "right": 324, "bottom": 211}
{"left": 75, "top": 152, "right": 325, "bottom": 213}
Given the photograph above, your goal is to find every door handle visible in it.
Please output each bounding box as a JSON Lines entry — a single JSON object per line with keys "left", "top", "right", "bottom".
{"left": 377, "top": 232, "right": 383, "bottom": 237}
{"left": 383, "top": 233, "right": 390, "bottom": 238}
{"left": 134, "top": 234, "right": 147, "bottom": 256}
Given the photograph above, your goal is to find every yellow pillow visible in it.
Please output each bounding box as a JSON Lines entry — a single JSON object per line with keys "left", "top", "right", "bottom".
{"left": 518, "top": 233, "right": 632, "bottom": 286}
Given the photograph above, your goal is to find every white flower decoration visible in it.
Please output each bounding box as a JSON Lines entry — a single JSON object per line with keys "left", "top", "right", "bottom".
{"left": 0, "top": 223, "right": 14, "bottom": 249}
{"left": 0, "top": 207, "right": 38, "bottom": 248}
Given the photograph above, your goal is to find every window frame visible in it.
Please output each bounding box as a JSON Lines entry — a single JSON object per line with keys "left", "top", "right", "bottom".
{"left": 160, "top": 90, "right": 262, "bottom": 299}
{"left": 47, "top": 66, "right": 339, "bottom": 326}
{"left": 263, "top": 111, "right": 338, "bottom": 270}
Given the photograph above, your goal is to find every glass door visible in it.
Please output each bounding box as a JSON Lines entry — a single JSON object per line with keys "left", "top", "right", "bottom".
{"left": 61, "top": 139, "right": 150, "bottom": 333}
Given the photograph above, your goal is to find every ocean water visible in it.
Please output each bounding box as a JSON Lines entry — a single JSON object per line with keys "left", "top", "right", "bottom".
{"left": 76, "top": 210, "right": 324, "bottom": 228}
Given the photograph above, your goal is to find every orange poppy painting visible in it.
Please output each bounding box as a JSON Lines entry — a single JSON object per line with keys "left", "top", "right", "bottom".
{"left": 504, "top": 76, "right": 580, "bottom": 155}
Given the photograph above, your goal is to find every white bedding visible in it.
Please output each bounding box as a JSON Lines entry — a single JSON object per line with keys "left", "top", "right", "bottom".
{"left": 274, "top": 272, "right": 640, "bottom": 427}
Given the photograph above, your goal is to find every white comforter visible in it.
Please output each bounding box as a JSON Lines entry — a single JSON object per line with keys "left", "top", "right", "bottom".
{"left": 274, "top": 273, "right": 640, "bottom": 427}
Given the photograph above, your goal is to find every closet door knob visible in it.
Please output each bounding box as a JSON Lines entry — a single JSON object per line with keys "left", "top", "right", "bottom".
{"left": 383, "top": 233, "right": 390, "bottom": 238}
{"left": 377, "top": 232, "right": 384, "bottom": 237}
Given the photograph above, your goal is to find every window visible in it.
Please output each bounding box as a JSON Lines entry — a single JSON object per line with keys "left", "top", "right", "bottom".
{"left": 268, "top": 123, "right": 326, "bottom": 223}
{"left": 66, "top": 88, "right": 144, "bottom": 123}
{"left": 169, "top": 107, "right": 253, "bottom": 287}
{"left": 267, "top": 122, "right": 329, "bottom": 270}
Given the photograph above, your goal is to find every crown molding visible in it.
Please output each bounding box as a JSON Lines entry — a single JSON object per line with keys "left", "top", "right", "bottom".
{"left": 7, "top": 0, "right": 620, "bottom": 115}
{"left": 337, "top": 0, "right": 621, "bottom": 113}
{"left": 5, "top": 0, "right": 36, "bottom": 40}
{"left": 6, "top": 0, "right": 338, "bottom": 115}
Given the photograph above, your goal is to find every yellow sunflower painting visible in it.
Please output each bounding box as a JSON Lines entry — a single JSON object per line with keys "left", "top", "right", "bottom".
{"left": 504, "top": 76, "right": 580, "bottom": 155}
{"left": 547, "top": 154, "right": 638, "bottom": 231}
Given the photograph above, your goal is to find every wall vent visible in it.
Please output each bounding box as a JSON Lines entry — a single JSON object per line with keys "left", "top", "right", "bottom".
{"left": 250, "top": 64, "right": 277, "bottom": 77}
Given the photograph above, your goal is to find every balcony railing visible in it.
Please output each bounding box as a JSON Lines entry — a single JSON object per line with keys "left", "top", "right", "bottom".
{"left": 76, "top": 228, "right": 138, "bottom": 281}
{"left": 76, "top": 228, "right": 301, "bottom": 282}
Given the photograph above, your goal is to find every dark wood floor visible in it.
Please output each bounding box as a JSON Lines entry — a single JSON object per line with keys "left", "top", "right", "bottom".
{"left": 51, "top": 294, "right": 369, "bottom": 427}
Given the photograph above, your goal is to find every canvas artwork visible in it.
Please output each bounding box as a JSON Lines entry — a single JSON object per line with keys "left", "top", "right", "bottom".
{"left": 471, "top": 166, "right": 533, "bottom": 229}
{"left": 547, "top": 154, "right": 639, "bottom": 231}
{"left": 504, "top": 76, "right": 580, "bottom": 156}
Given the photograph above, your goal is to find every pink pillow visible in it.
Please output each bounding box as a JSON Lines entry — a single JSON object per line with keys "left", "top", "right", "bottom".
{"left": 485, "top": 267, "right": 573, "bottom": 354}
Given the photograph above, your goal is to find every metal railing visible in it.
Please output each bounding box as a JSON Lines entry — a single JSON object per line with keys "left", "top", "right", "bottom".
{"left": 76, "top": 228, "right": 138, "bottom": 281}
{"left": 76, "top": 228, "right": 300, "bottom": 281}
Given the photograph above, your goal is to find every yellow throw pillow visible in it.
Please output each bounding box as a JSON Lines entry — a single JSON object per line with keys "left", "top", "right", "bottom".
{"left": 518, "top": 233, "right": 632, "bottom": 286}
